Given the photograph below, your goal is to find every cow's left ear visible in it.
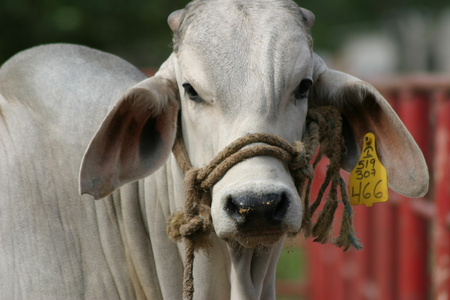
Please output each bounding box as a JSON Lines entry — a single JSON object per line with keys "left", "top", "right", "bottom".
{"left": 310, "top": 54, "right": 429, "bottom": 198}
{"left": 80, "top": 75, "right": 179, "bottom": 200}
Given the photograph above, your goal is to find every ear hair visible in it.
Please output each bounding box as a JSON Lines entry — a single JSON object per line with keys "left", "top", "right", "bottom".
{"left": 125, "top": 79, "right": 178, "bottom": 118}
{"left": 317, "top": 81, "right": 376, "bottom": 111}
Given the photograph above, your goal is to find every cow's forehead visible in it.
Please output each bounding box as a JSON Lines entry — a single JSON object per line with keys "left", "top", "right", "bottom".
{"left": 175, "top": 0, "right": 311, "bottom": 48}
{"left": 174, "top": 0, "right": 313, "bottom": 115}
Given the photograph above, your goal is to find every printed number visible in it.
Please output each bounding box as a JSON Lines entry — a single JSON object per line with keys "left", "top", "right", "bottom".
{"left": 362, "top": 159, "right": 376, "bottom": 170}
{"left": 351, "top": 180, "right": 384, "bottom": 201}
{"left": 351, "top": 182, "right": 362, "bottom": 203}
{"left": 355, "top": 168, "right": 376, "bottom": 180}
{"left": 374, "top": 180, "right": 383, "bottom": 198}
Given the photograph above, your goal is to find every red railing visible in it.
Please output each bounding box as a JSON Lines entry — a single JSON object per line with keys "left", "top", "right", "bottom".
{"left": 277, "top": 74, "right": 450, "bottom": 300}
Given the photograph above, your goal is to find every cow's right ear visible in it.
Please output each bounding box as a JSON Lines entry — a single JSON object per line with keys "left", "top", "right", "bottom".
{"left": 309, "top": 53, "right": 429, "bottom": 198}
{"left": 79, "top": 75, "right": 179, "bottom": 199}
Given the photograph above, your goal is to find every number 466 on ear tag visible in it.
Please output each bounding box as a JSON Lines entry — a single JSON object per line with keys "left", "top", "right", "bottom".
{"left": 349, "top": 133, "right": 388, "bottom": 207}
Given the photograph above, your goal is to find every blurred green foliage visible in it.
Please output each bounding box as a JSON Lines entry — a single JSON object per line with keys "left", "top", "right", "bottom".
{"left": 276, "top": 242, "right": 306, "bottom": 281}
{"left": 0, "top": 0, "right": 447, "bottom": 67}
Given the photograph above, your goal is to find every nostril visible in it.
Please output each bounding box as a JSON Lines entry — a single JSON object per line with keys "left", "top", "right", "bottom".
{"left": 225, "top": 195, "right": 246, "bottom": 223}
{"left": 273, "top": 192, "right": 289, "bottom": 222}
{"left": 225, "top": 192, "right": 290, "bottom": 225}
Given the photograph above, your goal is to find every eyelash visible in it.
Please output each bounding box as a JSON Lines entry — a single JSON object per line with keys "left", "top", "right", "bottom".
{"left": 182, "top": 83, "right": 202, "bottom": 103}
{"left": 294, "top": 79, "right": 313, "bottom": 103}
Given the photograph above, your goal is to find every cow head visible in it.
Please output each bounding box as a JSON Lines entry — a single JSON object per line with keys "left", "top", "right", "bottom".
{"left": 80, "top": 0, "right": 428, "bottom": 298}
{"left": 170, "top": 1, "right": 316, "bottom": 250}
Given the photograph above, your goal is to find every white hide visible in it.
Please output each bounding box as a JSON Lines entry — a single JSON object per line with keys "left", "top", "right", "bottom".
{"left": 0, "top": 44, "right": 168, "bottom": 299}
{"left": 0, "top": 0, "right": 429, "bottom": 299}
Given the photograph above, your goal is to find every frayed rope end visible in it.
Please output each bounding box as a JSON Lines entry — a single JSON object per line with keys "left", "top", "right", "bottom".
{"left": 167, "top": 210, "right": 213, "bottom": 253}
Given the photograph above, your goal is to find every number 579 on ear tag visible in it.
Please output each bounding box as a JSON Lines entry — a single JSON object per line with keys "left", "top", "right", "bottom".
{"left": 349, "top": 133, "right": 388, "bottom": 207}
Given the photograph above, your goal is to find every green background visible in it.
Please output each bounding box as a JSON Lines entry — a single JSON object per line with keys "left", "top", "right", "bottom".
{"left": 1, "top": 0, "right": 446, "bottom": 68}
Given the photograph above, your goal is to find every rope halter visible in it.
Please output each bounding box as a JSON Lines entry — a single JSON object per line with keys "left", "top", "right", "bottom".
{"left": 167, "top": 106, "right": 362, "bottom": 300}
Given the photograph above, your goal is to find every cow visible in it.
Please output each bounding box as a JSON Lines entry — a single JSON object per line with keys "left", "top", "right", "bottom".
{"left": 0, "top": 0, "right": 428, "bottom": 299}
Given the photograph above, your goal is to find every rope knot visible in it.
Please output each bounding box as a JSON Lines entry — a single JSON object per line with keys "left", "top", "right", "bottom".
{"left": 289, "top": 141, "right": 313, "bottom": 180}
{"left": 167, "top": 206, "right": 213, "bottom": 254}
{"left": 179, "top": 204, "right": 212, "bottom": 238}
{"left": 167, "top": 167, "right": 213, "bottom": 252}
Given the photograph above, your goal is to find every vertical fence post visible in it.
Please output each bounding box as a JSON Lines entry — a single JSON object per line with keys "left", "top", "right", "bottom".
{"left": 433, "top": 90, "right": 450, "bottom": 300}
{"left": 307, "top": 159, "right": 329, "bottom": 300}
{"left": 341, "top": 171, "right": 365, "bottom": 300}
{"left": 307, "top": 159, "right": 346, "bottom": 300}
{"left": 351, "top": 205, "right": 373, "bottom": 300}
{"left": 373, "top": 195, "right": 397, "bottom": 300}
{"left": 373, "top": 92, "right": 398, "bottom": 300}
{"left": 396, "top": 89, "right": 430, "bottom": 300}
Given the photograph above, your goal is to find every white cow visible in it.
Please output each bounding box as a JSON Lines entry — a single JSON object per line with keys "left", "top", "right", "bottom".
{"left": 0, "top": 0, "right": 428, "bottom": 299}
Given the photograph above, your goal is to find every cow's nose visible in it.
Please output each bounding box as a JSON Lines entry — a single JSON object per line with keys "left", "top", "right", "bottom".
{"left": 225, "top": 192, "right": 289, "bottom": 227}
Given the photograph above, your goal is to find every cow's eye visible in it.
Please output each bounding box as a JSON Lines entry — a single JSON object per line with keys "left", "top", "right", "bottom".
{"left": 182, "top": 83, "right": 202, "bottom": 103}
{"left": 294, "top": 79, "right": 313, "bottom": 103}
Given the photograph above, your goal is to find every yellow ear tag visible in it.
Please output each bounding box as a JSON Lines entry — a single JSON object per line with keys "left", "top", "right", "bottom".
{"left": 349, "top": 133, "right": 388, "bottom": 207}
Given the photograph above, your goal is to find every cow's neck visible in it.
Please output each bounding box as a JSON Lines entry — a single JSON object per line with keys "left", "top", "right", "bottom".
{"left": 152, "top": 154, "right": 282, "bottom": 299}
{"left": 227, "top": 240, "right": 284, "bottom": 300}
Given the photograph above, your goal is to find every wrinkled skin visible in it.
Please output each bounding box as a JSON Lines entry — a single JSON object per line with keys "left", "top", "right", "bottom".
{"left": 1, "top": 0, "right": 428, "bottom": 299}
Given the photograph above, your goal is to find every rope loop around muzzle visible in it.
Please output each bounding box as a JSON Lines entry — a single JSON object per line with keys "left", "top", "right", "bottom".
{"left": 167, "top": 131, "right": 313, "bottom": 246}
{"left": 167, "top": 106, "right": 362, "bottom": 300}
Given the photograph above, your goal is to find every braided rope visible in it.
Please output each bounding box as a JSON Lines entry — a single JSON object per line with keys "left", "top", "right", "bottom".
{"left": 167, "top": 106, "right": 361, "bottom": 300}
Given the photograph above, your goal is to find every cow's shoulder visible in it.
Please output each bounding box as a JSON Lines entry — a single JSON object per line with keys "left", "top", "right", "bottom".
{"left": 0, "top": 43, "right": 146, "bottom": 153}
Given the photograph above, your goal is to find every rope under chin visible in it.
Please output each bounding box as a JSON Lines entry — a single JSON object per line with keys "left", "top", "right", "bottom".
{"left": 167, "top": 106, "right": 362, "bottom": 300}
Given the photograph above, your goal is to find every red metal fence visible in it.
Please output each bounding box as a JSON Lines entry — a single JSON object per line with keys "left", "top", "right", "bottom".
{"left": 277, "top": 75, "right": 450, "bottom": 300}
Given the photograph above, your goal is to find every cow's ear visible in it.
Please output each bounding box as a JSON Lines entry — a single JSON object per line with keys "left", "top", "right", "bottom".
{"left": 80, "top": 76, "right": 179, "bottom": 199}
{"left": 309, "top": 54, "right": 429, "bottom": 198}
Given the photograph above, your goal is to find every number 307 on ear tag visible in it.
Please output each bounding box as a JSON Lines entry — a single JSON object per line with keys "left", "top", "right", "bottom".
{"left": 349, "top": 133, "right": 388, "bottom": 207}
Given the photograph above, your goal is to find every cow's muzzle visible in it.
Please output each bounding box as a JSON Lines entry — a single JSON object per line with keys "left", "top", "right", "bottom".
{"left": 223, "top": 187, "right": 294, "bottom": 248}
{"left": 167, "top": 132, "right": 312, "bottom": 245}
{"left": 226, "top": 192, "right": 289, "bottom": 226}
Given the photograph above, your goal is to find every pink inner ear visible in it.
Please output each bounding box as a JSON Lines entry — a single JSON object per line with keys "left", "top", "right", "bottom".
{"left": 106, "top": 100, "right": 179, "bottom": 188}
{"left": 80, "top": 96, "right": 179, "bottom": 200}
{"left": 137, "top": 103, "right": 179, "bottom": 174}
{"left": 342, "top": 91, "right": 428, "bottom": 198}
